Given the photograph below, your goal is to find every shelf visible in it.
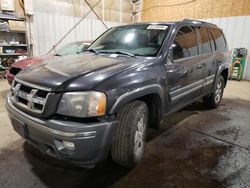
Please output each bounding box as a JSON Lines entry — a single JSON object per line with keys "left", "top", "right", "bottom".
{"left": 0, "top": 44, "right": 27, "bottom": 47}
{"left": 0, "top": 13, "right": 29, "bottom": 60}
{"left": 0, "top": 30, "right": 26, "bottom": 33}
{"left": 0, "top": 13, "right": 25, "bottom": 21}
{"left": 0, "top": 53, "right": 28, "bottom": 56}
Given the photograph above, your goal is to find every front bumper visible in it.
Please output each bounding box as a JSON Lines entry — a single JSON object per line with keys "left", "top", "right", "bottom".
{"left": 5, "top": 94, "right": 118, "bottom": 166}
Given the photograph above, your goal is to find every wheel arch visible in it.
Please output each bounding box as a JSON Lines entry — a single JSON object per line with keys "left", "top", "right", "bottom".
{"left": 221, "top": 68, "right": 229, "bottom": 87}
{"left": 108, "top": 84, "right": 165, "bottom": 129}
{"left": 215, "top": 63, "right": 229, "bottom": 89}
{"left": 136, "top": 93, "right": 162, "bottom": 129}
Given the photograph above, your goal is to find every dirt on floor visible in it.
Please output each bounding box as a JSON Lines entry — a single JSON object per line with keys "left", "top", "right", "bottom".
{"left": 0, "top": 80, "right": 250, "bottom": 188}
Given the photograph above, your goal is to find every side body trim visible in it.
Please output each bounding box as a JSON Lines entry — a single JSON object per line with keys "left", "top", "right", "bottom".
{"left": 170, "top": 74, "right": 215, "bottom": 102}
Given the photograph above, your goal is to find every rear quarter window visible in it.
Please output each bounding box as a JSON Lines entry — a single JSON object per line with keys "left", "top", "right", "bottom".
{"left": 210, "top": 28, "right": 227, "bottom": 52}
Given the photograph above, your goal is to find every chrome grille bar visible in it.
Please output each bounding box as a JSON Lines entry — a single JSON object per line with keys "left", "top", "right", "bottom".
{"left": 15, "top": 78, "right": 52, "bottom": 92}
{"left": 11, "top": 79, "right": 50, "bottom": 114}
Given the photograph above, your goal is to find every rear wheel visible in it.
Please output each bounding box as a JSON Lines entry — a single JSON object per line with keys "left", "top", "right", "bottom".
{"left": 111, "top": 101, "right": 148, "bottom": 167}
{"left": 203, "top": 75, "right": 225, "bottom": 108}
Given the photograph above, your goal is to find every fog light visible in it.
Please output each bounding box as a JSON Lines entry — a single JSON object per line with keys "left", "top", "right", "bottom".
{"left": 62, "top": 141, "right": 75, "bottom": 151}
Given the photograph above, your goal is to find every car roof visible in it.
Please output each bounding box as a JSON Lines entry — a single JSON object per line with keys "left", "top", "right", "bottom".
{"left": 115, "top": 19, "right": 219, "bottom": 29}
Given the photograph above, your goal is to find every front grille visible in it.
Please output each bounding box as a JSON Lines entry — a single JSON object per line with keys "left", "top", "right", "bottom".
{"left": 11, "top": 79, "right": 51, "bottom": 114}
{"left": 9, "top": 67, "right": 21, "bottom": 75}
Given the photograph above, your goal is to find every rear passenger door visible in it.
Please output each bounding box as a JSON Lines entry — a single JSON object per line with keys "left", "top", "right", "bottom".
{"left": 205, "top": 27, "right": 227, "bottom": 93}
{"left": 196, "top": 26, "right": 215, "bottom": 94}
{"left": 166, "top": 25, "right": 204, "bottom": 109}
{"left": 210, "top": 27, "right": 228, "bottom": 69}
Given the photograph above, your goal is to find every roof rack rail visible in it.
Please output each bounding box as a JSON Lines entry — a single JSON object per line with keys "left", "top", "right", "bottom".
{"left": 182, "top": 19, "right": 217, "bottom": 26}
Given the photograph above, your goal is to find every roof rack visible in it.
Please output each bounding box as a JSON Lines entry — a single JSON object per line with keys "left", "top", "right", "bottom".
{"left": 182, "top": 19, "right": 217, "bottom": 26}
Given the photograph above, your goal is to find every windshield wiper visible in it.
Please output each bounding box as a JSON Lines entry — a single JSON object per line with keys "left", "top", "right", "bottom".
{"left": 54, "top": 53, "right": 62, "bottom": 56}
{"left": 100, "top": 50, "right": 135, "bottom": 58}
{"left": 113, "top": 51, "right": 135, "bottom": 58}
{"left": 85, "top": 48, "right": 99, "bottom": 55}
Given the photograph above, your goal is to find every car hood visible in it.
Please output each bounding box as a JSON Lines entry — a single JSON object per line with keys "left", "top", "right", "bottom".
{"left": 16, "top": 53, "right": 149, "bottom": 91}
{"left": 11, "top": 56, "right": 52, "bottom": 69}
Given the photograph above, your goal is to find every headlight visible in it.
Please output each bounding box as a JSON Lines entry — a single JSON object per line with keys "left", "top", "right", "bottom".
{"left": 57, "top": 91, "right": 106, "bottom": 117}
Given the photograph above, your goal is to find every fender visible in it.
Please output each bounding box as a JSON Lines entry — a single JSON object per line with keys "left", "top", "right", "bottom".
{"left": 109, "top": 84, "right": 165, "bottom": 114}
{"left": 213, "top": 62, "right": 230, "bottom": 89}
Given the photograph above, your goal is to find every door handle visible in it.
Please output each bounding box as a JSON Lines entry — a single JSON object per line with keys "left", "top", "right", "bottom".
{"left": 196, "top": 65, "right": 202, "bottom": 70}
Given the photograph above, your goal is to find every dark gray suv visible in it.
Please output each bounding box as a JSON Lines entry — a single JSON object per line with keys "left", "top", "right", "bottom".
{"left": 6, "top": 19, "right": 229, "bottom": 168}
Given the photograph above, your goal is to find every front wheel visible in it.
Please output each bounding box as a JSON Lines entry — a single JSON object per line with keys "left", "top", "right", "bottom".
{"left": 111, "top": 101, "right": 148, "bottom": 167}
{"left": 203, "top": 75, "right": 225, "bottom": 108}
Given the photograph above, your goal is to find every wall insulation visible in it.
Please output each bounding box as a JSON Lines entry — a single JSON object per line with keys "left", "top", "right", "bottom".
{"left": 141, "top": 0, "right": 250, "bottom": 22}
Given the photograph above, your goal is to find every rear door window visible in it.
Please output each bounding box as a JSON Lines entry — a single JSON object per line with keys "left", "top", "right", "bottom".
{"left": 172, "top": 26, "right": 199, "bottom": 60}
{"left": 210, "top": 28, "right": 227, "bottom": 52}
{"left": 197, "top": 26, "right": 211, "bottom": 54}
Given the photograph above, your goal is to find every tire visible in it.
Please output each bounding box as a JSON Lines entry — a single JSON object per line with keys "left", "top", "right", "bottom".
{"left": 111, "top": 100, "right": 148, "bottom": 167}
{"left": 203, "top": 75, "right": 225, "bottom": 108}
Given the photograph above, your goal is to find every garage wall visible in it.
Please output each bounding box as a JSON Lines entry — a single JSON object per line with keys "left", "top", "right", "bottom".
{"left": 140, "top": 0, "right": 250, "bottom": 52}
{"left": 30, "top": 0, "right": 131, "bottom": 56}
{"left": 32, "top": 11, "right": 121, "bottom": 56}
{"left": 141, "top": 0, "right": 250, "bottom": 21}
{"left": 33, "top": 0, "right": 133, "bottom": 23}
{"left": 200, "top": 16, "right": 250, "bottom": 80}
{"left": 140, "top": 0, "right": 250, "bottom": 80}
{"left": 199, "top": 16, "right": 250, "bottom": 53}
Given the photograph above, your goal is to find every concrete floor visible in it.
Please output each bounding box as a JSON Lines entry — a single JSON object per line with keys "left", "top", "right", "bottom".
{"left": 0, "top": 79, "right": 250, "bottom": 188}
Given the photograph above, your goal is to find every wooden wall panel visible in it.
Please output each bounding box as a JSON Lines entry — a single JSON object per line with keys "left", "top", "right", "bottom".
{"left": 141, "top": 0, "right": 250, "bottom": 22}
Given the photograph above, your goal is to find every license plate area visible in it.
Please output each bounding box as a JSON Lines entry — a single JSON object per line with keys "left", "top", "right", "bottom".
{"left": 11, "top": 117, "right": 29, "bottom": 138}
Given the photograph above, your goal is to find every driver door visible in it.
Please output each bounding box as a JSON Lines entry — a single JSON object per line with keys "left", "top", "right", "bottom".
{"left": 165, "top": 25, "right": 204, "bottom": 110}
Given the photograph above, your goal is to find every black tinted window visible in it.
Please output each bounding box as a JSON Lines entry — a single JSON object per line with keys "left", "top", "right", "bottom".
{"left": 210, "top": 28, "right": 227, "bottom": 51}
{"left": 197, "top": 27, "right": 211, "bottom": 54}
{"left": 172, "top": 26, "right": 198, "bottom": 60}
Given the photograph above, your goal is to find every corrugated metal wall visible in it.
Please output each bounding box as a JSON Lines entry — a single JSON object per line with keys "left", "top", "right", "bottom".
{"left": 201, "top": 16, "right": 250, "bottom": 80}
{"left": 30, "top": 0, "right": 131, "bottom": 56}
{"left": 32, "top": 11, "right": 122, "bottom": 56}
{"left": 201, "top": 16, "right": 250, "bottom": 51}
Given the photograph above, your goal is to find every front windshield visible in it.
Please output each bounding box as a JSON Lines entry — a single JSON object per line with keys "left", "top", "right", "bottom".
{"left": 55, "top": 42, "right": 89, "bottom": 56}
{"left": 88, "top": 24, "right": 169, "bottom": 57}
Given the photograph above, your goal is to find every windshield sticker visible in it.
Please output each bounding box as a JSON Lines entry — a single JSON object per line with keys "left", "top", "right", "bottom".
{"left": 147, "top": 25, "right": 168, "bottom": 30}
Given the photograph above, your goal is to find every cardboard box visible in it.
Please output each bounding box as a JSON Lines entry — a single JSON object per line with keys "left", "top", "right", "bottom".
{"left": 9, "top": 20, "right": 26, "bottom": 31}
{"left": 15, "top": 0, "right": 25, "bottom": 18}
{"left": 1, "top": 0, "right": 14, "bottom": 11}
